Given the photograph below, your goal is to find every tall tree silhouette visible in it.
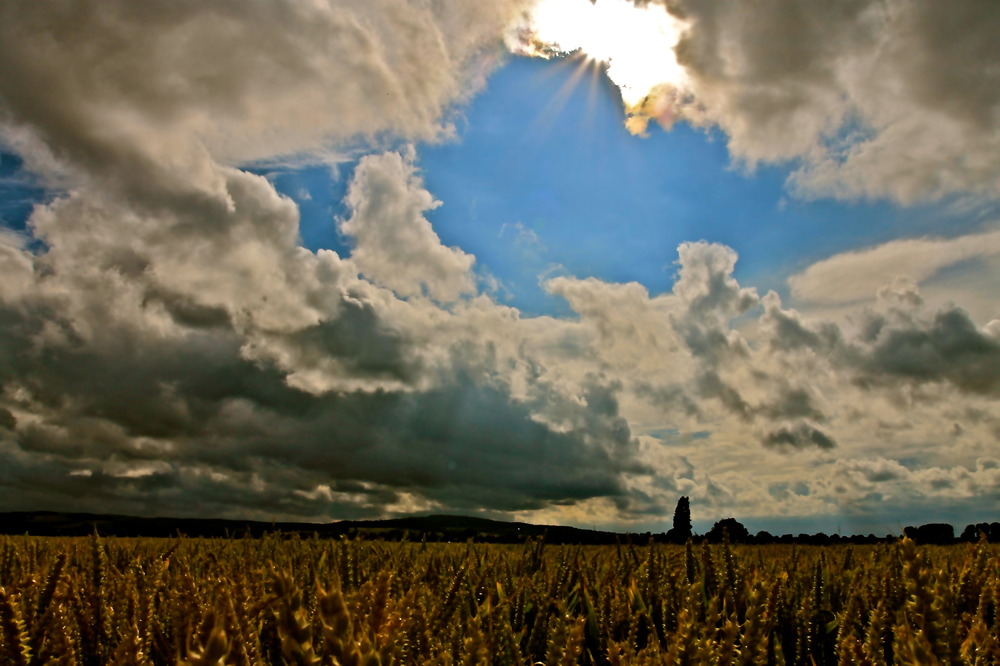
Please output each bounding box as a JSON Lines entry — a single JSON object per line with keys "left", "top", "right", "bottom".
{"left": 666, "top": 496, "right": 692, "bottom": 543}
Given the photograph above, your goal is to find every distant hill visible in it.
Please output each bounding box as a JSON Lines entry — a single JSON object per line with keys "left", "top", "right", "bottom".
{"left": 4, "top": 511, "right": 991, "bottom": 545}
{"left": 0, "top": 511, "right": 625, "bottom": 544}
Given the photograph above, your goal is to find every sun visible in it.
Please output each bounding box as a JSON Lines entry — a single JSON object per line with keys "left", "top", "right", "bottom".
{"left": 513, "top": 0, "right": 688, "bottom": 114}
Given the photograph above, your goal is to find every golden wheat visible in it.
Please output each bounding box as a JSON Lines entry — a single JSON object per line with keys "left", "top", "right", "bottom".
{"left": 0, "top": 533, "right": 995, "bottom": 664}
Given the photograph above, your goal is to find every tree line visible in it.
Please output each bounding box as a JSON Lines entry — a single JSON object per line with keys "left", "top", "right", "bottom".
{"left": 664, "top": 496, "right": 1000, "bottom": 546}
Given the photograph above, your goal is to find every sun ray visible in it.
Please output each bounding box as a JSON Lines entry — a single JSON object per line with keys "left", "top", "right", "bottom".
{"left": 518, "top": 54, "right": 599, "bottom": 146}
{"left": 483, "top": 55, "right": 599, "bottom": 176}
{"left": 509, "top": 0, "right": 689, "bottom": 134}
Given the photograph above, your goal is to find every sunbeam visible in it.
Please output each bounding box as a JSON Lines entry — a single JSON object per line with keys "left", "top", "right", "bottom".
{"left": 510, "top": 0, "right": 688, "bottom": 133}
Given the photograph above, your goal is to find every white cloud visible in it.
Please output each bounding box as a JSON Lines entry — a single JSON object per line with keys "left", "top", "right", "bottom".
{"left": 662, "top": 0, "right": 1000, "bottom": 203}
{"left": 0, "top": 0, "right": 530, "bottom": 164}
{"left": 825, "top": 456, "right": 1000, "bottom": 507}
{"left": 340, "top": 151, "right": 476, "bottom": 303}
{"left": 788, "top": 228, "right": 1000, "bottom": 307}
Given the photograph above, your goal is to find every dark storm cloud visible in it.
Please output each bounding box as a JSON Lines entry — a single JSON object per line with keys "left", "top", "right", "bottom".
{"left": 760, "top": 388, "right": 826, "bottom": 423}
{"left": 760, "top": 293, "right": 842, "bottom": 354}
{"left": 5, "top": 380, "right": 644, "bottom": 517}
{"left": 0, "top": 297, "right": 249, "bottom": 441}
{"left": 0, "top": 410, "right": 13, "bottom": 432}
{"left": 0, "top": 448, "right": 401, "bottom": 521}
{"left": 144, "top": 288, "right": 233, "bottom": 331}
{"left": 694, "top": 372, "right": 752, "bottom": 422}
{"left": 0, "top": 279, "right": 646, "bottom": 518}
{"left": 328, "top": 380, "right": 643, "bottom": 509}
{"left": 862, "top": 307, "right": 1000, "bottom": 395}
{"left": 763, "top": 424, "right": 836, "bottom": 451}
{"left": 761, "top": 288, "right": 1000, "bottom": 399}
{"left": 287, "top": 299, "right": 422, "bottom": 384}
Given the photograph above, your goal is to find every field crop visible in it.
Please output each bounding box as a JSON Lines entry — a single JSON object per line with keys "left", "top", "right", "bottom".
{"left": 0, "top": 533, "right": 997, "bottom": 664}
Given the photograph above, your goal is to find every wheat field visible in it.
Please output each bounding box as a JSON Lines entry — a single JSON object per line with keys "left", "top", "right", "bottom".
{"left": 0, "top": 533, "right": 996, "bottom": 664}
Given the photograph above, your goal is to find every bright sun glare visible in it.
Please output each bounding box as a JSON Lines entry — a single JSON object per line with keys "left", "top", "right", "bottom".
{"left": 521, "top": 0, "right": 687, "bottom": 109}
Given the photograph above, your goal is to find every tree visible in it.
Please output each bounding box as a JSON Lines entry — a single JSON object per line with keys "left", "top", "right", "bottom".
{"left": 665, "top": 496, "right": 692, "bottom": 543}
{"left": 706, "top": 518, "right": 750, "bottom": 544}
{"left": 903, "top": 523, "right": 954, "bottom": 545}
{"left": 960, "top": 522, "right": 1000, "bottom": 543}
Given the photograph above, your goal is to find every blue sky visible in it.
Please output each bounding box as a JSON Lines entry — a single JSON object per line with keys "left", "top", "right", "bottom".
{"left": 270, "top": 54, "right": 987, "bottom": 320}
{"left": 0, "top": 153, "right": 46, "bottom": 233}
{"left": 1, "top": 0, "right": 999, "bottom": 535}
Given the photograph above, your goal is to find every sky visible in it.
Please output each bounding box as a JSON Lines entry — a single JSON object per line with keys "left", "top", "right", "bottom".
{"left": 1, "top": 0, "right": 999, "bottom": 536}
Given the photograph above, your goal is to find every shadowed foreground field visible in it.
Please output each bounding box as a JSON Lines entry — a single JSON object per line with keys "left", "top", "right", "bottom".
{"left": 0, "top": 534, "right": 997, "bottom": 664}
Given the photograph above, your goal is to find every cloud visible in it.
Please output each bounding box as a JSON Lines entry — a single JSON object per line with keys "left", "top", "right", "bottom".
{"left": 0, "top": 275, "right": 647, "bottom": 518}
{"left": 0, "top": 0, "right": 659, "bottom": 521}
{"left": 859, "top": 307, "right": 1000, "bottom": 396}
{"left": 827, "top": 456, "right": 1000, "bottom": 506}
{"left": 672, "top": 241, "right": 759, "bottom": 320}
{"left": 0, "top": 408, "right": 15, "bottom": 431}
{"left": 544, "top": 276, "right": 677, "bottom": 370}
{"left": 762, "top": 294, "right": 1000, "bottom": 409}
{"left": 1, "top": 0, "right": 999, "bottom": 530}
{"left": 0, "top": 0, "right": 529, "bottom": 161}
{"left": 4, "top": 171, "right": 1000, "bottom": 524}
{"left": 499, "top": 222, "right": 546, "bottom": 251}
{"left": 340, "top": 150, "right": 476, "bottom": 302}
{"left": 789, "top": 229, "right": 1000, "bottom": 306}
{"left": 514, "top": 0, "right": 1000, "bottom": 203}
{"left": 546, "top": 242, "right": 843, "bottom": 454}
{"left": 662, "top": 0, "right": 1000, "bottom": 203}
{"left": 763, "top": 424, "right": 836, "bottom": 451}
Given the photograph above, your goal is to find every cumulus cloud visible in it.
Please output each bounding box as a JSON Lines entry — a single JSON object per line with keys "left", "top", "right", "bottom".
{"left": 826, "top": 456, "right": 1000, "bottom": 510}
{"left": 0, "top": 0, "right": 530, "bottom": 181}
{"left": 545, "top": 242, "right": 843, "bottom": 454}
{"left": 0, "top": 265, "right": 647, "bottom": 518}
{"left": 857, "top": 307, "right": 1000, "bottom": 396}
{"left": 661, "top": 0, "right": 1000, "bottom": 203}
{"left": 1, "top": 0, "right": 999, "bottom": 530}
{"left": 2, "top": 0, "right": 658, "bottom": 521}
{"left": 340, "top": 150, "right": 476, "bottom": 302}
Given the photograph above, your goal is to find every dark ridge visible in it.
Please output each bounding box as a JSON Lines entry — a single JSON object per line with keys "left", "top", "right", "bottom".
{"left": 0, "top": 511, "right": 623, "bottom": 544}
{"left": 1, "top": 511, "right": 993, "bottom": 544}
